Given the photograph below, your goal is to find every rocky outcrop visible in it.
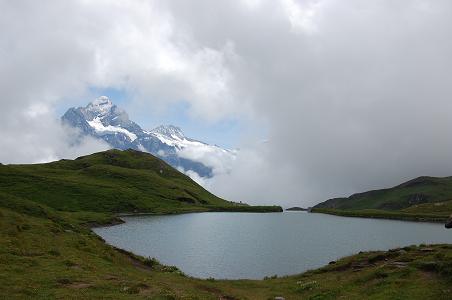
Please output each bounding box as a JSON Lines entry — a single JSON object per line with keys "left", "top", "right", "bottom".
{"left": 446, "top": 215, "right": 452, "bottom": 229}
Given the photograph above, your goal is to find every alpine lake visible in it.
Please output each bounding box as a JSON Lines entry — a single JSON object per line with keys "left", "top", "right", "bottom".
{"left": 94, "top": 212, "right": 452, "bottom": 279}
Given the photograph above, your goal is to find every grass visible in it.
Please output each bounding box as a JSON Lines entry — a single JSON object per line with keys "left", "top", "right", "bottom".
{"left": 1, "top": 149, "right": 452, "bottom": 299}
{"left": 313, "top": 176, "right": 452, "bottom": 223}
{"left": 314, "top": 176, "right": 452, "bottom": 211}
{"left": 1, "top": 197, "right": 452, "bottom": 299}
{"left": 402, "top": 200, "right": 452, "bottom": 216}
{"left": 311, "top": 208, "right": 450, "bottom": 223}
{"left": 0, "top": 149, "right": 281, "bottom": 214}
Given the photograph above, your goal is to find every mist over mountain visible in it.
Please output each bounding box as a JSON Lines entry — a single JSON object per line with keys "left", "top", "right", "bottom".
{"left": 2, "top": 1, "right": 452, "bottom": 207}
{"left": 62, "top": 96, "right": 235, "bottom": 179}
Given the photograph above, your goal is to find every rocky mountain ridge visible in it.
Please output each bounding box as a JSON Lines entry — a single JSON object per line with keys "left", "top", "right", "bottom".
{"left": 62, "top": 96, "right": 234, "bottom": 178}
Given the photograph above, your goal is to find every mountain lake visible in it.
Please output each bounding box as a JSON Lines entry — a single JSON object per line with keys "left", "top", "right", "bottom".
{"left": 93, "top": 212, "right": 452, "bottom": 279}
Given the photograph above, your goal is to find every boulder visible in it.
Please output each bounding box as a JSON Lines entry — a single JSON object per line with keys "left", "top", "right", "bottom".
{"left": 446, "top": 215, "right": 452, "bottom": 229}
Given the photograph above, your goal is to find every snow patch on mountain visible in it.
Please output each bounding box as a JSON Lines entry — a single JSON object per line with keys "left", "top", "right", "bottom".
{"left": 149, "top": 124, "right": 236, "bottom": 175}
{"left": 87, "top": 117, "right": 137, "bottom": 141}
{"left": 151, "top": 125, "right": 185, "bottom": 140}
{"left": 62, "top": 96, "right": 236, "bottom": 180}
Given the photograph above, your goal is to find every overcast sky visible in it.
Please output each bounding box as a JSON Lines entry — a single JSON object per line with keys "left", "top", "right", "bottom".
{"left": 1, "top": 0, "right": 452, "bottom": 207}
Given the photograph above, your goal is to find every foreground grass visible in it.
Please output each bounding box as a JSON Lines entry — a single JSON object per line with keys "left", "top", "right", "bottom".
{"left": 1, "top": 198, "right": 452, "bottom": 299}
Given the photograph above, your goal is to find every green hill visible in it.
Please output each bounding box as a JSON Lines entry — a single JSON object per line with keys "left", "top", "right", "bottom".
{"left": 0, "top": 149, "right": 281, "bottom": 214}
{"left": 1, "top": 152, "right": 451, "bottom": 298}
{"left": 313, "top": 176, "right": 452, "bottom": 222}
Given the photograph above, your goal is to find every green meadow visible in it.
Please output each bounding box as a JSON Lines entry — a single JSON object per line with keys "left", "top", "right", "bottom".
{"left": 1, "top": 149, "right": 451, "bottom": 299}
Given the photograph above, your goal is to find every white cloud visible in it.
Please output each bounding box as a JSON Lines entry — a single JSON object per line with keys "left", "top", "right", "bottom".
{"left": 166, "top": 0, "right": 452, "bottom": 206}
{"left": 0, "top": 0, "right": 239, "bottom": 163}
{"left": 185, "top": 169, "right": 210, "bottom": 187}
{"left": 2, "top": 0, "right": 452, "bottom": 207}
{"left": 0, "top": 112, "right": 110, "bottom": 164}
{"left": 177, "top": 145, "right": 236, "bottom": 176}
{"left": 281, "top": 0, "right": 324, "bottom": 34}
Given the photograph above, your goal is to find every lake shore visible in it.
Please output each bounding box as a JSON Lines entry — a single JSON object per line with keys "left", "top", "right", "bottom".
{"left": 2, "top": 204, "right": 452, "bottom": 299}
{"left": 311, "top": 208, "right": 449, "bottom": 224}
{"left": 87, "top": 205, "right": 284, "bottom": 228}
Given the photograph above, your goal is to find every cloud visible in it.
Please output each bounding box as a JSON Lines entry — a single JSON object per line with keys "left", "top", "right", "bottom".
{"left": 177, "top": 145, "right": 236, "bottom": 176}
{"left": 2, "top": 1, "right": 452, "bottom": 207}
{"left": 201, "top": 141, "right": 302, "bottom": 206}
{"left": 0, "top": 0, "right": 237, "bottom": 163}
{"left": 178, "top": 167, "right": 210, "bottom": 187}
{"left": 166, "top": 0, "right": 452, "bottom": 206}
{"left": 0, "top": 105, "right": 109, "bottom": 164}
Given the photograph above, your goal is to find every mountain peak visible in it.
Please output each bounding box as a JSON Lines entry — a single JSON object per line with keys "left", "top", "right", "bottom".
{"left": 86, "top": 96, "right": 113, "bottom": 116}
{"left": 62, "top": 99, "right": 233, "bottom": 179}
{"left": 151, "top": 125, "right": 184, "bottom": 139}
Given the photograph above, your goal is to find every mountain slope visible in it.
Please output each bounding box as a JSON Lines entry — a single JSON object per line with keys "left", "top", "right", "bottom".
{"left": 313, "top": 176, "right": 452, "bottom": 221}
{"left": 62, "top": 96, "right": 235, "bottom": 178}
{"left": 0, "top": 149, "right": 276, "bottom": 213}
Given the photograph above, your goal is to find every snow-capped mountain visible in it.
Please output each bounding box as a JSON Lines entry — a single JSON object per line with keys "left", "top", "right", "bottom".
{"left": 62, "top": 96, "right": 235, "bottom": 178}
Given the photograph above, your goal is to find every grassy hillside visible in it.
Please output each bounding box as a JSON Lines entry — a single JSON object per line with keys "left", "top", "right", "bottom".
{"left": 0, "top": 149, "right": 281, "bottom": 214}
{"left": 1, "top": 195, "right": 452, "bottom": 299}
{"left": 313, "top": 176, "right": 452, "bottom": 222}
{"left": 403, "top": 200, "right": 452, "bottom": 215}
{"left": 1, "top": 152, "right": 452, "bottom": 298}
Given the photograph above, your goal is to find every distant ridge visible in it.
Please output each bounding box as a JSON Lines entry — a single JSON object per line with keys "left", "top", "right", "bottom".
{"left": 314, "top": 176, "right": 452, "bottom": 211}
{"left": 285, "top": 207, "right": 309, "bottom": 211}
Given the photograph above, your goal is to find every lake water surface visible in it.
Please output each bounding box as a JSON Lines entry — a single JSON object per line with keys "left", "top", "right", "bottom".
{"left": 93, "top": 212, "right": 452, "bottom": 279}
